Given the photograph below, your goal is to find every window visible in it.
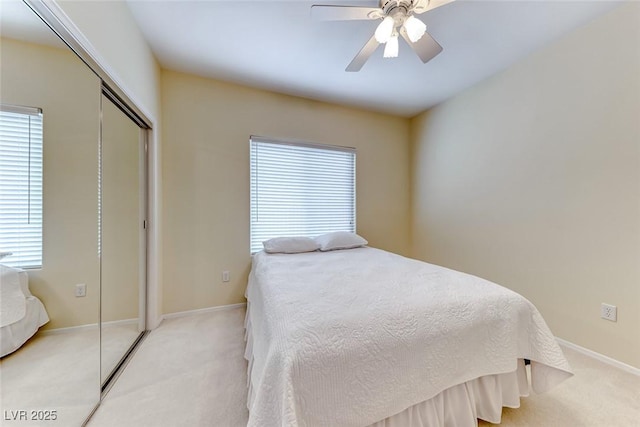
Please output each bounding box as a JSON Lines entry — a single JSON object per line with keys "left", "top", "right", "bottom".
{"left": 0, "top": 105, "right": 43, "bottom": 269}
{"left": 250, "top": 136, "right": 356, "bottom": 253}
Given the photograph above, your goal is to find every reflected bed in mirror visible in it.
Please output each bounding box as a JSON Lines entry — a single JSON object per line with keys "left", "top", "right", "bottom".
{"left": 0, "top": 264, "right": 49, "bottom": 357}
{"left": 1, "top": 1, "right": 101, "bottom": 425}
{"left": 1, "top": 1, "right": 149, "bottom": 425}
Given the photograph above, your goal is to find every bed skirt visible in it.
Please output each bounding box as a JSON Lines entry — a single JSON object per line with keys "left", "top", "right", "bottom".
{"left": 1, "top": 296, "right": 49, "bottom": 358}
{"left": 368, "top": 360, "right": 529, "bottom": 426}
{"left": 245, "top": 304, "right": 530, "bottom": 427}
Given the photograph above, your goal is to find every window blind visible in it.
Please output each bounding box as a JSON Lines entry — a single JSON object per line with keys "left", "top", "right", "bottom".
{"left": 250, "top": 137, "right": 356, "bottom": 253}
{"left": 0, "top": 106, "right": 43, "bottom": 269}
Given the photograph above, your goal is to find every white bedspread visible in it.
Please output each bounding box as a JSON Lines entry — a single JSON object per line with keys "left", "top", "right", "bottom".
{"left": 1, "top": 265, "right": 27, "bottom": 327}
{"left": 245, "top": 247, "right": 573, "bottom": 427}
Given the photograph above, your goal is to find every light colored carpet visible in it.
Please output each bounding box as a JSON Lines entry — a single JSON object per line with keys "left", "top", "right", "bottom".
{"left": 88, "top": 307, "right": 249, "bottom": 427}
{"left": 1, "top": 328, "right": 100, "bottom": 427}
{"left": 89, "top": 307, "right": 640, "bottom": 427}
{"left": 0, "top": 324, "right": 143, "bottom": 427}
{"left": 479, "top": 348, "right": 640, "bottom": 426}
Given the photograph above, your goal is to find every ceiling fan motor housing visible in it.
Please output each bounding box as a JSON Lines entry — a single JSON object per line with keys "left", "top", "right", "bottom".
{"left": 311, "top": 0, "right": 443, "bottom": 71}
{"left": 379, "top": 0, "right": 417, "bottom": 26}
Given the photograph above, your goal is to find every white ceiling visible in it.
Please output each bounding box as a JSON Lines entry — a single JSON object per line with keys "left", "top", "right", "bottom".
{"left": 0, "top": 0, "right": 623, "bottom": 117}
{"left": 127, "top": 0, "right": 619, "bottom": 117}
{"left": 0, "top": 0, "right": 67, "bottom": 49}
{"left": 0, "top": 1, "right": 623, "bottom": 117}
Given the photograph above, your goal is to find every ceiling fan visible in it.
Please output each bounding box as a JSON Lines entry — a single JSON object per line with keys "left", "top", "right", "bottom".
{"left": 311, "top": 0, "right": 454, "bottom": 71}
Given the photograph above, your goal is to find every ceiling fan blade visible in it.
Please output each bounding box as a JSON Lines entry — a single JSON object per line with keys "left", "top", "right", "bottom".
{"left": 400, "top": 26, "right": 443, "bottom": 64}
{"left": 346, "top": 35, "right": 380, "bottom": 72}
{"left": 311, "top": 5, "right": 382, "bottom": 21}
{"left": 412, "top": 0, "right": 455, "bottom": 15}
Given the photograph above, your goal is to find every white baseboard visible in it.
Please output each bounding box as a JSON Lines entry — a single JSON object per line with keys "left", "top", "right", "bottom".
{"left": 39, "top": 323, "right": 97, "bottom": 336}
{"left": 40, "top": 318, "right": 138, "bottom": 336}
{"left": 44, "top": 304, "right": 248, "bottom": 334}
{"left": 102, "top": 318, "right": 140, "bottom": 329}
{"left": 556, "top": 337, "right": 640, "bottom": 377}
{"left": 162, "top": 303, "right": 247, "bottom": 321}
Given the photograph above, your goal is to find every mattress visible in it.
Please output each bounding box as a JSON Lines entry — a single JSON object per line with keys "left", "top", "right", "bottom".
{"left": 244, "top": 247, "right": 573, "bottom": 426}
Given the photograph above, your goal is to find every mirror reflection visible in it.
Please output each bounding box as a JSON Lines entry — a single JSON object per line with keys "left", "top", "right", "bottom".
{"left": 100, "top": 94, "right": 146, "bottom": 385}
{"left": 1, "top": 1, "right": 147, "bottom": 425}
{"left": 0, "top": 1, "right": 101, "bottom": 424}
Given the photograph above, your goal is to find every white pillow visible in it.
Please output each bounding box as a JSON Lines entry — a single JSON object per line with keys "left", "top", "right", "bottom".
{"left": 263, "top": 236, "right": 320, "bottom": 254}
{"left": 315, "top": 231, "right": 368, "bottom": 251}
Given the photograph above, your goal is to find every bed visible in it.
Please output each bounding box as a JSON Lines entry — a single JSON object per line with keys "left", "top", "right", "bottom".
{"left": 1, "top": 264, "right": 49, "bottom": 358}
{"left": 244, "top": 245, "right": 573, "bottom": 426}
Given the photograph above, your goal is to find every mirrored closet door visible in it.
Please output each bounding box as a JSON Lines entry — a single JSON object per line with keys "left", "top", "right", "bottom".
{"left": 100, "top": 92, "right": 147, "bottom": 388}
{"left": 0, "top": 2, "right": 102, "bottom": 425}
{"left": 0, "top": 1, "right": 150, "bottom": 425}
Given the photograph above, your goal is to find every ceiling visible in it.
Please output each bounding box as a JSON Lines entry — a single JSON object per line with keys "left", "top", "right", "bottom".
{"left": 4, "top": 1, "right": 621, "bottom": 117}
{"left": 0, "top": 0, "right": 67, "bottom": 49}
{"left": 125, "top": 0, "right": 622, "bottom": 117}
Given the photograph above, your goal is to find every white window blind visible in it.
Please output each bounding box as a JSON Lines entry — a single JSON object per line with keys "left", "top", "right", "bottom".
{"left": 0, "top": 106, "right": 43, "bottom": 269}
{"left": 250, "top": 137, "right": 356, "bottom": 253}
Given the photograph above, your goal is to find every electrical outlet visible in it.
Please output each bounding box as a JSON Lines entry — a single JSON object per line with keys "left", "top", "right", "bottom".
{"left": 601, "top": 303, "right": 617, "bottom": 322}
{"left": 222, "top": 270, "right": 230, "bottom": 283}
{"left": 75, "top": 283, "right": 87, "bottom": 298}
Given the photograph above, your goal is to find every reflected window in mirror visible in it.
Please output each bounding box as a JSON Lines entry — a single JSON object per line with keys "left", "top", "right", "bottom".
{"left": 0, "top": 105, "right": 43, "bottom": 269}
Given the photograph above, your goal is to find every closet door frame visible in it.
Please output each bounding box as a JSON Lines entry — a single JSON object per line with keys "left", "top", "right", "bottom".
{"left": 99, "top": 87, "right": 149, "bottom": 396}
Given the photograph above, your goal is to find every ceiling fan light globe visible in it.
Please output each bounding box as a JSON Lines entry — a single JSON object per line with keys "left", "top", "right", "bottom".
{"left": 383, "top": 34, "right": 399, "bottom": 58}
{"left": 374, "top": 16, "right": 395, "bottom": 43}
{"left": 404, "top": 15, "right": 427, "bottom": 43}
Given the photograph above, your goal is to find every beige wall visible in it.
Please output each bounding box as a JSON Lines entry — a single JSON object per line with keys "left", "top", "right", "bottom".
{"left": 1, "top": 38, "right": 102, "bottom": 329}
{"left": 410, "top": 3, "right": 640, "bottom": 368}
{"left": 161, "top": 70, "right": 411, "bottom": 314}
